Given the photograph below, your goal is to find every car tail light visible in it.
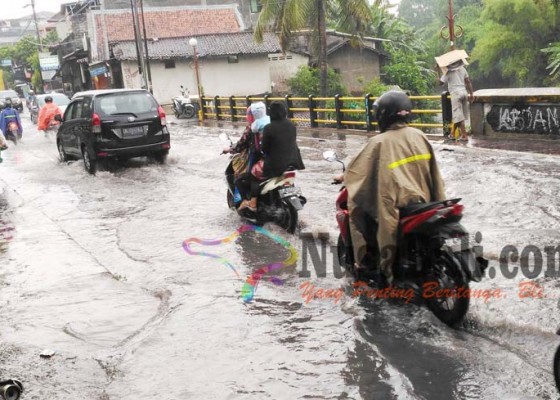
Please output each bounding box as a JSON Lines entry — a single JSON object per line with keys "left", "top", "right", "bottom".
{"left": 92, "top": 113, "right": 101, "bottom": 134}
{"left": 158, "top": 105, "right": 167, "bottom": 126}
{"left": 97, "top": 152, "right": 108, "bottom": 157}
{"left": 162, "top": 143, "right": 170, "bottom": 149}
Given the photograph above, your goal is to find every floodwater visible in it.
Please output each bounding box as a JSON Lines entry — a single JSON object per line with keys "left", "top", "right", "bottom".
{"left": 0, "top": 116, "right": 559, "bottom": 399}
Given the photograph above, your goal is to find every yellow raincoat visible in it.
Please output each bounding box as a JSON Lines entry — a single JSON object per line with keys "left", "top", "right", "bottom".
{"left": 344, "top": 124, "right": 446, "bottom": 282}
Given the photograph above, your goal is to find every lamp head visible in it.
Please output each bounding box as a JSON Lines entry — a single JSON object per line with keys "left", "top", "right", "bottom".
{"left": 189, "top": 38, "right": 198, "bottom": 47}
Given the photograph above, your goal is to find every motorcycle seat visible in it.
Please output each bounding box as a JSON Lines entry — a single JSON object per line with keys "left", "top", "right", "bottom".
{"left": 400, "top": 198, "right": 461, "bottom": 218}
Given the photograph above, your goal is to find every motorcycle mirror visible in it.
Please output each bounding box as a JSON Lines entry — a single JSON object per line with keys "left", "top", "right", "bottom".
{"left": 180, "top": 85, "right": 184, "bottom": 89}
{"left": 322, "top": 150, "right": 337, "bottom": 162}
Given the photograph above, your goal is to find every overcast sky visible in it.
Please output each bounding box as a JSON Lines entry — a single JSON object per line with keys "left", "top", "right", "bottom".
{"left": 4, "top": 0, "right": 401, "bottom": 20}
{"left": 4, "top": 0, "right": 68, "bottom": 20}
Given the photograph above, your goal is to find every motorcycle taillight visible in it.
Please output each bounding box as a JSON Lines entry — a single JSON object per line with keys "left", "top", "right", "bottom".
{"left": 284, "top": 171, "right": 296, "bottom": 179}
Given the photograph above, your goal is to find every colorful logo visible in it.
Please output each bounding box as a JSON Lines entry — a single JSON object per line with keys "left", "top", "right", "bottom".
{"left": 182, "top": 224, "right": 298, "bottom": 302}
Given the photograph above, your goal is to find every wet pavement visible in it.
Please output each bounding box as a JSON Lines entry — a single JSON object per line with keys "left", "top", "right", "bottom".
{"left": 0, "top": 116, "right": 559, "bottom": 399}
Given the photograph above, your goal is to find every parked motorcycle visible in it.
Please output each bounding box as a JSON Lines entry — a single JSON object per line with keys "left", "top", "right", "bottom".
{"left": 220, "top": 133, "right": 306, "bottom": 234}
{"left": 172, "top": 85, "right": 197, "bottom": 119}
{"left": 323, "top": 150, "right": 488, "bottom": 326}
{"left": 0, "top": 379, "right": 23, "bottom": 400}
{"left": 5, "top": 121, "right": 21, "bottom": 145}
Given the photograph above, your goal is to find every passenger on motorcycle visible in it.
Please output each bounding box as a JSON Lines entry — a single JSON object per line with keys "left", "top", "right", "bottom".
{"left": 344, "top": 90, "right": 446, "bottom": 287}
{"left": 0, "top": 99, "right": 23, "bottom": 139}
{"left": 38, "top": 96, "right": 63, "bottom": 132}
{"left": 238, "top": 101, "right": 305, "bottom": 212}
{"left": 222, "top": 105, "right": 260, "bottom": 180}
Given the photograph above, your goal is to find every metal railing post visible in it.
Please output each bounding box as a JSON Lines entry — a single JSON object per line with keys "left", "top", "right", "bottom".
{"left": 214, "top": 96, "right": 221, "bottom": 121}
{"left": 229, "top": 95, "right": 235, "bottom": 123}
{"left": 441, "top": 91, "right": 452, "bottom": 136}
{"left": 308, "top": 95, "right": 318, "bottom": 128}
{"left": 365, "top": 93, "right": 373, "bottom": 132}
{"left": 285, "top": 94, "right": 293, "bottom": 119}
{"left": 335, "top": 94, "right": 342, "bottom": 129}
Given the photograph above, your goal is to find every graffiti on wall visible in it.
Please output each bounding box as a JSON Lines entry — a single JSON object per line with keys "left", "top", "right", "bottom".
{"left": 486, "top": 105, "right": 560, "bottom": 135}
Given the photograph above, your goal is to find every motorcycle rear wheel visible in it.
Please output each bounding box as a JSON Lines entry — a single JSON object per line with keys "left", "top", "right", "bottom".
{"left": 424, "top": 253, "right": 470, "bottom": 327}
{"left": 277, "top": 201, "right": 298, "bottom": 234}
{"left": 184, "top": 106, "right": 195, "bottom": 119}
{"left": 554, "top": 344, "right": 560, "bottom": 392}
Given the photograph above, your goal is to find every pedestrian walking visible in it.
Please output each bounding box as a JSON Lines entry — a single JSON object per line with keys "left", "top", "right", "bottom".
{"left": 440, "top": 59, "right": 474, "bottom": 141}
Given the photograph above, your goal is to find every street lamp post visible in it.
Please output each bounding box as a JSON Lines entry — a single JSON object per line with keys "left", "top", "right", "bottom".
{"left": 189, "top": 37, "right": 203, "bottom": 120}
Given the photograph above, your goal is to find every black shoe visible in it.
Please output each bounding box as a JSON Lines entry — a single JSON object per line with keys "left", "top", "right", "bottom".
{"left": 354, "top": 264, "right": 388, "bottom": 289}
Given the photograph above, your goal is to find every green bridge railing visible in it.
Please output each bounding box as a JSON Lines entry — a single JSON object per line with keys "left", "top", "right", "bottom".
{"left": 199, "top": 93, "right": 452, "bottom": 134}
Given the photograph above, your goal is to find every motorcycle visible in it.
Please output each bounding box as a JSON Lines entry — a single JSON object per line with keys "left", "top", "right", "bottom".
{"left": 0, "top": 379, "right": 23, "bottom": 400}
{"left": 220, "top": 133, "right": 306, "bottom": 234}
{"left": 172, "top": 85, "right": 197, "bottom": 119}
{"left": 323, "top": 150, "right": 488, "bottom": 326}
{"left": 5, "top": 121, "right": 21, "bottom": 145}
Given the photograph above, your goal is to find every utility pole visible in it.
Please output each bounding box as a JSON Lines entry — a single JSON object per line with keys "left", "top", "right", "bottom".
{"left": 130, "top": 0, "right": 147, "bottom": 89}
{"left": 30, "top": 0, "right": 45, "bottom": 92}
{"left": 139, "top": 0, "right": 153, "bottom": 94}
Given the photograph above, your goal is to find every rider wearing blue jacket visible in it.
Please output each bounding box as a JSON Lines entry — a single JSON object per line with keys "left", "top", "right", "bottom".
{"left": 0, "top": 99, "right": 23, "bottom": 138}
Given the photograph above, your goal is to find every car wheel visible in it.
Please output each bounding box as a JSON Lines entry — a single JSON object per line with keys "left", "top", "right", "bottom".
{"left": 152, "top": 149, "right": 169, "bottom": 164}
{"left": 57, "top": 140, "right": 68, "bottom": 162}
{"left": 82, "top": 145, "right": 97, "bottom": 175}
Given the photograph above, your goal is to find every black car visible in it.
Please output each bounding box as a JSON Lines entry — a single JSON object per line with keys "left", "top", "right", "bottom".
{"left": 56, "top": 89, "right": 170, "bottom": 174}
{"left": 0, "top": 90, "right": 24, "bottom": 112}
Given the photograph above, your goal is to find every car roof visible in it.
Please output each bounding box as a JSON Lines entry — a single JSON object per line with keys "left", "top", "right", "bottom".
{"left": 71, "top": 89, "right": 149, "bottom": 99}
{"left": 37, "top": 93, "right": 70, "bottom": 99}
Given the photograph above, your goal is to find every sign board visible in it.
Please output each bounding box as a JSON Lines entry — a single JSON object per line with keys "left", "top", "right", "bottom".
{"left": 89, "top": 64, "right": 108, "bottom": 77}
{"left": 39, "top": 53, "right": 60, "bottom": 72}
{"left": 0, "top": 59, "right": 12, "bottom": 67}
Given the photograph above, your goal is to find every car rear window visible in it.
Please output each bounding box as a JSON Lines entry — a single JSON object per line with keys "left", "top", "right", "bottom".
{"left": 95, "top": 92, "right": 158, "bottom": 117}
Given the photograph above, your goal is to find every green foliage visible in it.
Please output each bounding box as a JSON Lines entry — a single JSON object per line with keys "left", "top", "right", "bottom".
{"left": 287, "top": 65, "right": 347, "bottom": 97}
{"left": 383, "top": 48, "right": 434, "bottom": 95}
{"left": 471, "top": 0, "right": 555, "bottom": 86}
{"left": 363, "top": 78, "right": 389, "bottom": 97}
{"left": 542, "top": 42, "right": 560, "bottom": 83}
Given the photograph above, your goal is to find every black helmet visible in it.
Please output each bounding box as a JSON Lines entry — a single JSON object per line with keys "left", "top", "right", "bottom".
{"left": 45, "top": 96, "right": 53, "bottom": 103}
{"left": 374, "top": 90, "right": 412, "bottom": 133}
{"left": 4, "top": 98, "right": 12, "bottom": 108}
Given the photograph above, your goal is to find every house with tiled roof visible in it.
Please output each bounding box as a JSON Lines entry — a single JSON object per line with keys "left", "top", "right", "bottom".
{"left": 110, "top": 32, "right": 308, "bottom": 102}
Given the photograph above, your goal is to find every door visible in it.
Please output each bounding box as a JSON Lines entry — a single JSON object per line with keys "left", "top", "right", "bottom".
{"left": 59, "top": 100, "right": 82, "bottom": 156}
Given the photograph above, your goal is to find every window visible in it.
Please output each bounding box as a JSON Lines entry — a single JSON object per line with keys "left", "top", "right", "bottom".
{"left": 164, "top": 60, "right": 176, "bottom": 69}
{"left": 81, "top": 97, "right": 92, "bottom": 118}
{"left": 227, "top": 55, "right": 239, "bottom": 64}
{"left": 64, "top": 102, "right": 75, "bottom": 121}
{"left": 95, "top": 92, "right": 158, "bottom": 117}
{"left": 250, "top": 0, "right": 262, "bottom": 13}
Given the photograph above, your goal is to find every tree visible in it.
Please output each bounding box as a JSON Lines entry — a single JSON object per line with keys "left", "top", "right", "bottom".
{"left": 471, "top": 0, "right": 555, "bottom": 87}
{"left": 254, "top": 0, "right": 373, "bottom": 97}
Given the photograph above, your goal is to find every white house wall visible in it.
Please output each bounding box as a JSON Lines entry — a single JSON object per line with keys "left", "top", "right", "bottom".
{"left": 268, "top": 52, "right": 308, "bottom": 93}
{"left": 120, "top": 53, "right": 308, "bottom": 104}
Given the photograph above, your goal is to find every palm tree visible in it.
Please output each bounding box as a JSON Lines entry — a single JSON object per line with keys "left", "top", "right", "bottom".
{"left": 254, "top": 0, "right": 372, "bottom": 97}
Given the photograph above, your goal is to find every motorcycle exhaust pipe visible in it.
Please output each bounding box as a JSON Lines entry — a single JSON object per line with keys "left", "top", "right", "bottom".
{"left": 0, "top": 380, "right": 23, "bottom": 400}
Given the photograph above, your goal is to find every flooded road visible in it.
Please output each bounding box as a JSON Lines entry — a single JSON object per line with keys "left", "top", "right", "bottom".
{"left": 0, "top": 116, "right": 559, "bottom": 399}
